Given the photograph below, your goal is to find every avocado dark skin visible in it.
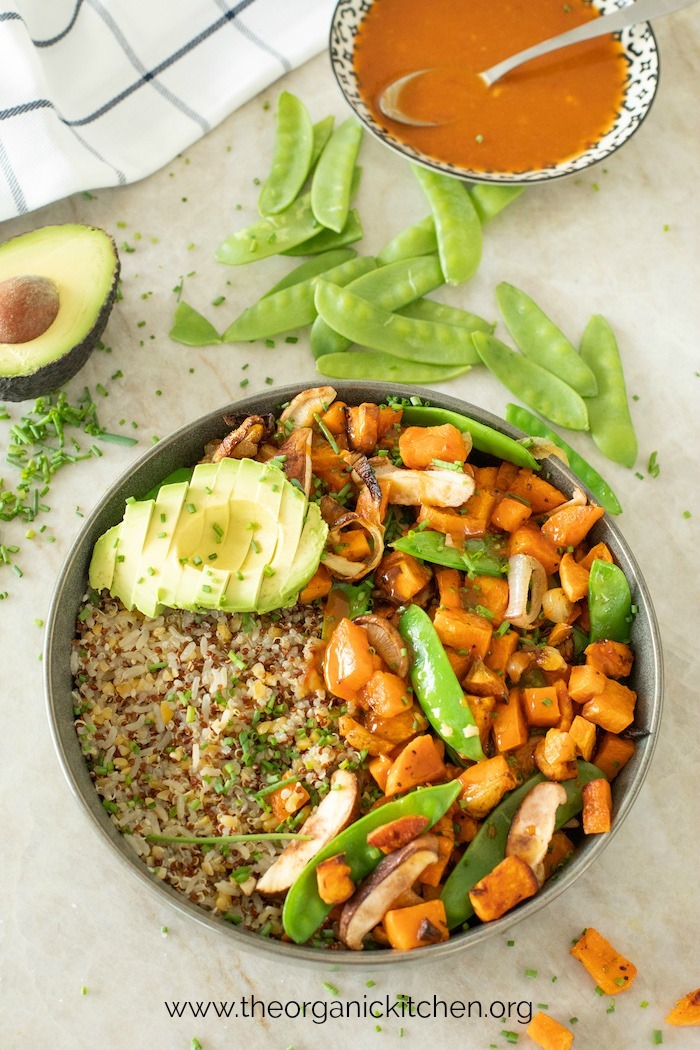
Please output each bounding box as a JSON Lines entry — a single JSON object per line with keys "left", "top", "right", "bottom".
{"left": 0, "top": 225, "right": 120, "bottom": 402}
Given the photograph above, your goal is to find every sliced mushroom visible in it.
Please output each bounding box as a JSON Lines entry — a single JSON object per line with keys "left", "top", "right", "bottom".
{"left": 355, "top": 614, "right": 409, "bottom": 677}
{"left": 279, "top": 386, "right": 337, "bottom": 430}
{"left": 338, "top": 834, "right": 439, "bottom": 950}
{"left": 277, "top": 426, "right": 313, "bottom": 497}
{"left": 341, "top": 450, "right": 383, "bottom": 505}
{"left": 256, "top": 769, "right": 360, "bottom": 895}
{"left": 505, "top": 780, "right": 567, "bottom": 885}
{"left": 373, "top": 464, "right": 475, "bottom": 507}
{"left": 212, "top": 415, "right": 273, "bottom": 462}
{"left": 322, "top": 505, "right": 385, "bottom": 580}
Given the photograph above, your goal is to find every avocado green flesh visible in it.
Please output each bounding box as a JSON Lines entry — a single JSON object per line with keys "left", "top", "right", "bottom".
{"left": 88, "top": 458, "right": 328, "bottom": 616}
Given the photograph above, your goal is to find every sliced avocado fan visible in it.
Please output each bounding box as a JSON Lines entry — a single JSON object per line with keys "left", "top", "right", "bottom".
{"left": 88, "top": 458, "right": 328, "bottom": 617}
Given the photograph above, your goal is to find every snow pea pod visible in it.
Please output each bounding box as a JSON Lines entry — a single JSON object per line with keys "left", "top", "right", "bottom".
{"left": 473, "top": 331, "right": 589, "bottom": 431}
{"left": 400, "top": 404, "right": 540, "bottom": 470}
{"left": 311, "top": 117, "right": 363, "bottom": 233}
{"left": 468, "top": 184, "right": 525, "bottom": 225}
{"left": 398, "top": 298, "right": 494, "bottom": 334}
{"left": 399, "top": 604, "right": 485, "bottom": 762}
{"left": 441, "top": 761, "right": 604, "bottom": 929}
{"left": 169, "top": 301, "right": 222, "bottom": 347}
{"left": 314, "top": 281, "right": 479, "bottom": 366}
{"left": 377, "top": 216, "right": 437, "bottom": 264}
{"left": 496, "top": 282, "right": 598, "bottom": 398}
{"left": 262, "top": 248, "right": 357, "bottom": 298}
{"left": 504, "top": 403, "right": 622, "bottom": 515}
{"left": 222, "top": 256, "right": 376, "bottom": 342}
{"left": 282, "top": 209, "right": 363, "bottom": 256}
{"left": 579, "top": 315, "right": 638, "bottom": 468}
{"left": 282, "top": 780, "right": 461, "bottom": 944}
{"left": 216, "top": 192, "right": 322, "bottom": 264}
{"left": 310, "top": 254, "right": 444, "bottom": 359}
{"left": 308, "top": 114, "right": 335, "bottom": 171}
{"left": 315, "top": 351, "right": 470, "bottom": 383}
{"left": 412, "top": 165, "right": 482, "bottom": 285}
{"left": 588, "top": 559, "right": 632, "bottom": 643}
{"left": 258, "top": 92, "right": 314, "bottom": 216}
{"left": 393, "top": 531, "right": 507, "bottom": 578}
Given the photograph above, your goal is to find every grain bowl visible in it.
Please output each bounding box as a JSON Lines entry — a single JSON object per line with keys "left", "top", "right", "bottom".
{"left": 45, "top": 382, "right": 662, "bottom": 965}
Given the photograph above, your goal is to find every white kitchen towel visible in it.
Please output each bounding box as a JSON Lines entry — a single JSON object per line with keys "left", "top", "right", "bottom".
{"left": 0, "top": 0, "right": 337, "bottom": 222}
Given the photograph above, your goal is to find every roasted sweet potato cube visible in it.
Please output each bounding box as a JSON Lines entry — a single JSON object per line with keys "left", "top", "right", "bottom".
{"left": 367, "top": 706, "right": 428, "bottom": 744}
{"left": 268, "top": 781, "right": 310, "bottom": 822}
{"left": 570, "top": 927, "right": 637, "bottom": 995}
{"left": 384, "top": 899, "right": 449, "bottom": 951}
{"left": 469, "top": 854, "right": 539, "bottom": 922}
{"left": 585, "top": 640, "right": 634, "bottom": 678}
{"left": 419, "top": 814, "right": 455, "bottom": 887}
{"left": 398, "top": 423, "right": 468, "bottom": 469}
{"left": 666, "top": 988, "right": 700, "bottom": 1026}
{"left": 581, "top": 679, "right": 636, "bottom": 733}
{"left": 456, "top": 755, "right": 516, "bottom": 819}
{"left": 490, "top": 494, "right": 533, "bottom": 532}
{"left": 582, "top": 777, "right": 612, "bottom": 834}
{"left": 492, "top": 688, "right": 528, "bottom": 753}
{"left": 433, "top": 606, "right": 493, "bottom": 660}
{"left": 567, "top": 663, "right": 607, "bottom": 703}
{"left": 444, "top": 646, "right": 472, "bottom": 681}
{"left": 465, "top": 693, "right": 497, "bottom": 751}
{"left": 316, "top": 852, "right": 355, "bottom": 904}
{"left": 359, "top": 670, "right": 412, "bottom": 719}
{"left": 542, "top": 830, "right": 575, "bottom": 881}
{"left": 299, "top": 564, "right": 333, "bottom": 603}
{"left": 453, "top": 807, "right": 480, "bottom": 844}
{"left": 555, "top": 679, "right": 574, "bottom": 732}
{"left": 541, "top": 504, "right": 604, "bottom": 548}
{"left": 323, "top": 617, "right": 374, "bottom": 701}
{"left": 368, "top": 753, "right": 393, "bottom": 791}
{"left": 558, "top": 551, "right": 590, "bottom": 603}
{"left": 338, "top": 715, "right": 395, "bottom": 757}
{"left": 534, "top": 729, "right": 578, "bottom": 781}
{"left": 376, "top": 550, "right": 432, "bottom": 604}
{"left": 592, "top": 732, "right": 636, "bottom": 780}
{"left": 485, "top": 628, "right": 519, "bottom": 674}
{"left": 527, "top": 1011, "right": 574, "bottom": 1050}
{"left": 578, "top": 540, "right": 614, "bottom": 571}
{"left": 436, "top": 567, "right": 463, "bottom": 609}
{"left": 508, "top": 469, "right": 567, "bottom": 513}
{"left": 508, "top": 523, "right": 561, "bottom": 575}
{"left": 366, "top": 814, "right": 430, "bottom": 854}
{"left": 466, "top": 574, "right": 510, "bottom": 626}
{"left": 569, "top": 715, "right": 598, "bottom": 761}
{"left": 494, "top": 460, "right": 520, "bottom": 493}
{"left": 384, "top": 735, "right": 446, "bottom": 796}
{"left": 522, "top": 685, "right": 561, "bottom": 727}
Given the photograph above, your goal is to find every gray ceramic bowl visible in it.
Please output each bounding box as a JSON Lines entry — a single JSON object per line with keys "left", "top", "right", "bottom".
{"left": 330, "top": 0, "right": 660, "bottom": 184}
{"left": 45, "top": 382, "right": 662, "bottom": 966}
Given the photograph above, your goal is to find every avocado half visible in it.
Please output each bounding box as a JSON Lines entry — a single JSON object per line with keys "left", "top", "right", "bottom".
{"left": 0, "top": 224, "right": 120, "bottom": 402}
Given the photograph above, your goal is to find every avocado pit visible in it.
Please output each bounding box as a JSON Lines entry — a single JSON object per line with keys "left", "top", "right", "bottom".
{"left": 0, "top": 274, "right": 60, "bottom": 344}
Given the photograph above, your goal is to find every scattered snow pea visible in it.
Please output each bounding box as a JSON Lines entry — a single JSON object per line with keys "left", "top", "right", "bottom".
{"left": 496, "top": 282, "right": 598, "bottom": 398}
{"left": 222, "top": 256, "right": 376, "bottom": 342}
{"left": 258, "top": 91, "right": 314, "bottom": 216}
{"left": 311, "top": 117, "right": 363, "bottom": 233}
{"left": 588, "top": 559, "right": 632, "bottom": 643}
{"left": 262, "top": 248, "right": 357, "bottom": 298}
{"left": 400, "top": 404, "right": 541, "bottom": 470}
{"left": 504, "top": 402, "right": 623, "bottom": 515}
{"left": 579, "top": 314, "right": 638, "bottom": 468}
{"left": 308, "top": 114, "right": 335, "bottom": 171}
{"left": 216, "top": 192, "right": 322, "bottom": 264}
{"left": 393, "top": 530, "right": 507, "bottom": 578}
{"left": 310, "top": 254, "right": 444, "bottom": 358}
{"left": 377, "top": 216, "right": 437, "bottom": 264}
{"left": 468, "top": 184, "right": 525, "bottom": 224}
{"left": 314, "top": 281, "right": 480, "bottom": 366}
{"left": 315, "top": 350, "right": 470, "bottom": 383}
{"left": 399, "top": 604, "right": 486, "bottom": 762}
{"left": 282, "top": 208, "right": 363, "bottom": 256}
{"left": 473, "top": 331, "right": 589, "bottom": 431}
{"left": 282, "top": 780, "right": 461, "bottom": 943}
{"left": 398, "top": 298, "right": 494, "bottom": 334}
{"left": 169, "top": 301, "right": 222, "bottom": 347}
{"left": 411, "top": 165, "right": 482, "bottom": 285}
{"left": 441, "top": 761, "right": 604, "bottom": 929}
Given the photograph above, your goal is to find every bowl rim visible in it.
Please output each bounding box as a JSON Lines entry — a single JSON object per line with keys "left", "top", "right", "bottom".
{"left": 328, "top": 0, "right": 661, "bottom": 185}
{"left": 44, "top": 381, "right": 664, "bottom": 966}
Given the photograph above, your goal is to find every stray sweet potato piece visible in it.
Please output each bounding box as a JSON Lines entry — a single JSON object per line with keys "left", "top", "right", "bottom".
{"left": 384, "top": 735, "right": 446, "bottom": 796}
{"left": 558, "top": 551, "right": 590, "bottom": 603}
{"left": 569, "top": 715, "right": 598, "bottom": 762}
{"left": 436, "top": 567, "right": 463, "bottom": 609}
{"left": 578, "top": 541, "right": 614, "bottom": 571}
{"left": 542, "top": 504, "right": 605, "bottom": 547}
{"left": 592, "top": 732, "right": 636, "bottom": 780}
{"left": 445, "top": 646, "right": 472, "bottom": 681}
{"left": 338, "top": 715, "right": 395, "bottom": 757}
{"left": 268, "top": 781, "right": 310, "bottom": 822}
{"left": 359, "top": 670, "right": 412, "bottom": 720}
{"left": 433, "top": 606, "right": 493, "bottom": 660}
{"left": 570, "top": 927, "right": 637, "bottom": 995}
{"left": 485, "top": 628, "right": 519, "bottom": 674}
{"left": 581, "top": 679, "right": 636, "bottom": 734}
{"left": 522, "top": 685, "right": 561, "bottom": 728}
{"left": 582, "top": 777, "right": 612, "bottom": 833}
{"left": 376, "top": 550, "right": 432, "bottom": 604}
{"left": 490, "top": 494, "right": 532, "bottom": 532}
{"left": 508, "top": 523, "right": 561, "bottom": 575}
{"left": 492, "top": 688, "right": 529, "bottom": 753}
{"left": 316, "top": 852, "right": 355, "bottom": 904}
{"left": 384, "top": 899, "right": 449, "bottom": 951}
{"left": 459, "top": 488, "right": 499, "bottom": 536}
{"left": 299, "top": 564, "right": 333, "bottom": 603}
{"left": 469, "top": 854, "right": 539, "bottom": 922}
{"left": 534, "top": 729, "right": 578, "bottom": 781}
{"left": 398, "top": 423, "right": 468, "bottom": 469}
{"left": 323, "top": 617, "right": 374, "bottom": 701}
{"left": 368, "top": 754, "right": 393, "bottom": 791}
{"left": 466, "top": 574, "right": 510, "bottom": 626}
{"left": 419, "top": 813, "right": 455, "bottom": 886}
{"left": 367, "top": 706, "right": 428, "bottom": 744}
{"left": 567, "top": 663, "right": 607, "bottom": 703}
{"left": 457, "top": 755, "right": 516, "bottom": 819}
{"left": 542, "top": 830, "right": 575, "bottom": 881}
{"left": 527, "top": 1011, "right": 574, "bottom": 1050}
{"left": 494, "top": 460, "right": 520, "bottom": 493}
{"left": 367, "top": 814, "right": 430, "bottom": 854}
{"left": 666, "top": 988, "right": 700, "bottom": 1026}
{"left": 585, "top": 639, "right": 634, "bottom": 678}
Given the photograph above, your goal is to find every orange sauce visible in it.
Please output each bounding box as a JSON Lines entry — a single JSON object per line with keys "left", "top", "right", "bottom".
{"left": 354, "top": 0, "right": 628, "bottom": 173}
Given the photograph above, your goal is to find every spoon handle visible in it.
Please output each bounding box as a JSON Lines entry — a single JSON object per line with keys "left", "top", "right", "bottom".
{"left": 482, "top": 0, "right": 697, "bottom": 86}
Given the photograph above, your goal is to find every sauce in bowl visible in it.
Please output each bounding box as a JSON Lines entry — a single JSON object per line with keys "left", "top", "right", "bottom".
{"left": 353, "top": 0, "right": 628, "bottom": 174}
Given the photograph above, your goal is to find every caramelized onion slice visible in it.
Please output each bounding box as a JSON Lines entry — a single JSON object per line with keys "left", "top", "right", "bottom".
{"left": 504, "top": 554, "right": 547, "bottom": 629}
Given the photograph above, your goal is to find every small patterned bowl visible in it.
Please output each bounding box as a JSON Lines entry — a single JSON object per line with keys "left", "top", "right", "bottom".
{"left": 329, "top": 0, "right": 660, "bottom": 184}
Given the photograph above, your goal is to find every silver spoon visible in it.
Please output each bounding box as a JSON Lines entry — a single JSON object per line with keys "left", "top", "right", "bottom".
{"left": 379, "top": 0, "right": 696, "bottom": 127}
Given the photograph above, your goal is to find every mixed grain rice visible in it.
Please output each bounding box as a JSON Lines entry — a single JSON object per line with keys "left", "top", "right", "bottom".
{"left": 72, "top": 594, "right": 361, "bottom": 939}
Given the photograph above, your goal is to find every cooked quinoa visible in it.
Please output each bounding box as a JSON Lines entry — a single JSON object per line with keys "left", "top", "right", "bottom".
{"left": 72, "top": 594, "right": 361, "bottom": 938}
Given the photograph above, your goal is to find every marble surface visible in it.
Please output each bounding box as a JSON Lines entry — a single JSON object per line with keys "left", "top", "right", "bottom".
{"left": 1, "top": 15, "right": 699, "bottom": 1049}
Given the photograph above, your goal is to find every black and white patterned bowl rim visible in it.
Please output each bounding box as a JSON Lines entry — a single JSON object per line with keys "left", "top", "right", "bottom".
{"left": 330, "top": 0, "right": 660, "bottom": 183}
